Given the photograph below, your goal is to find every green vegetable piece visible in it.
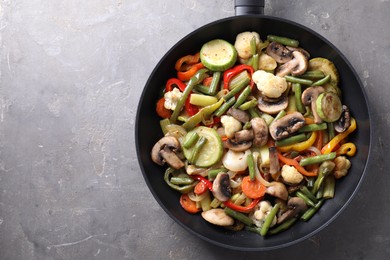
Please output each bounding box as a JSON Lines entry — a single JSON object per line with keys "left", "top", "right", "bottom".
{"left": 285, "top": 75, "right": 313, "bottom": 85}
{"left": 214, "top": 97, "right": 235, "bottom": 117}
{"left": 260, "top": 203, "right": 280, "bottom": 236}
{"left": 275, "top": 133, "right": 308, "bottom": 147}
{"left": 312, "top": 74, "right": 331, "bottom": 86}
{"left": 308, "top": 58, "right": 339, "bottom": 86}
{"left": 267, "top": 35, "right": 299, "bottom": 47}
{"left": 208, "top": 71, "right": 222, "bottom": 95}
{"left": 298, "top": 122, "right": 328, "bottom": 133}
{"left": 247, "top": 152, "right": 256, "bottom": 181}
{"left": 316, "top": 92, "right": 343, "bottom": 123}
{"left": 292, "top": 83, "right": 305, "bottom": 114}
{"left": 182, "top": 98, "right": 224, "bottom": 130}
{"left": 200, "top": 39, "right": 237, "bottom": 71}
{"left": 164, "top": 168, "right": 197, "bottom": 193}
{"left": 299, "top": 152, "right": 336, "bottom": 167}
{"left": 268, "top": 218, "right": 297, "bottom": 235}
{"left": 301, "top": 199, "right": 325, "bottom": 221}
{"left": 238, "top": 98, "right": 258, "bottom": 110}
{"left": 182, "top": 132, "right": 200, "bottom": 149}
{"left": 233, "top": 86, "right": 252, "bottom": 108}
{"left": 224, "top": 207, "right": 254, "bottom": 226}
{"left": 189, "top": 136, "right": 207, "bottom": 163}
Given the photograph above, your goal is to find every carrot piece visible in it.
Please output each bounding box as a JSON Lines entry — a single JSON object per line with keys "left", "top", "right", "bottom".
{"left": 156, "top": 97, "right": 172, "bottom": 118}
{"left": 180, "top": 194, "right": 200, "bottom": 214}
{"left": 277, "top": 152, "right": 317, "bottom": 177}
{"left": 194, "top": 181, "right": 208, "bottom": 195}
{"left": 241, "top": 176, "right": 266, "bottom": 199}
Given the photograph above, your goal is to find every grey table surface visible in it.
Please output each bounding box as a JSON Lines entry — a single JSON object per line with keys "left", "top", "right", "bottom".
{"left": 0, "top": 0, "right": 389, "bottom": 259}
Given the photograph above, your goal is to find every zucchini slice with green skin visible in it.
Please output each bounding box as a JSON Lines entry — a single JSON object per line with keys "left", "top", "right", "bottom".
{"left": 309, "top": 58, "right": 339, "bottom": 86}
{"left": 200, "top": 39, "right": 237, "bottom": 71}
{"left": 182, "top": 126, "right": 223, "bottom": 167}
{"left": 316, "top": 92, "right": 343, "bottom": 122}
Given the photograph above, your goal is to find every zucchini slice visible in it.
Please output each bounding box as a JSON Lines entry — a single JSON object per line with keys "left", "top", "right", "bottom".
{"left": 182, "top": 126, "right": 223, "bottom": 167}
{"left": 316, "top": 92, "right": 343, "bottom": 122}
{"left": 309, "top": 58, "right": 339, "bottom": 86}
{"left": 200, "top": 39, "right": 237, "bottom": 71}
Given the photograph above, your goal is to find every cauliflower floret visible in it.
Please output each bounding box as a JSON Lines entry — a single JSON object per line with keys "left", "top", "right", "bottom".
{"left": 221, "top": 115, "right": 242, "bottom": 139}
{"left": 252, "top": 70, "right": 287, "bottom": 99}
{"left": 251, "top": 201, "right": 277, "bottom": 228}
{"left": 164, "top": 88, "right": 183, "bottom": 110}
{"left": 333, "top": 156, "right": 351, "bottom": 179}
{"left": 234, "top": 31, "right": 262, "bottom": 60}
{"left": 281, "top": 164, "right": 304, "bottom": 184}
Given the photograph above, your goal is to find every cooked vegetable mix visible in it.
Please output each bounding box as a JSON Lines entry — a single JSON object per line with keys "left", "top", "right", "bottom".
{"left": 150, "top": 32, "right": 357, "bottom": 237}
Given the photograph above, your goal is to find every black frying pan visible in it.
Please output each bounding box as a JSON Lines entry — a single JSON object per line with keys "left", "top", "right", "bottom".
{"left": 135, "top": 0, "right": 371, "bottom": 251}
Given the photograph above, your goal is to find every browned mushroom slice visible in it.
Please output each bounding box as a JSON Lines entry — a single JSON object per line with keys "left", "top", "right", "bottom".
{"left": 334, "top": 105, "right": 351, "bottom": 133}
{"left": 250, "top": 117, "right": 268, "bottom": 147}
{"left": 277, "top": 197, "right": 308, "bottom": 224}
{"left": 234, "top": 129, "right": 254, "bottom": 143}
{"left": 286, "top": 46, "right": 311, "bottom": 60}
{"left": 265, "top": 181, "right": 288, "bottom": 201}
{"left": 301, "top": 86, "right": 325, "bottom": 124}
{"left": 224, "top": 139, "right": 253, "bottom": 152}
{"left": 227, "top": 107, "right": 250, "bottom": 123}
{"left": 151, "top": 136, "right": 184, "bottom": 169}
{"left": 265, "top": 42, "right": 293, "bottom": 64}
{"left": 275, "top": 51, "right": 308, "bottom": 77}
{"left": 212, "top": 172, "right": 232, "bottom": 202}
{"left": 257, "top": 94, "right": 288, "bottom": 115}
{"left": 269, "top": 112, "right": 306, "bottom": 140}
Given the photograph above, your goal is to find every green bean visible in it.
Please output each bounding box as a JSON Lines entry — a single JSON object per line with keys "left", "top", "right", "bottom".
{"left": 323, "top": 175, "right": 336, "bottom": 199}
{"left": 182, "top": 132, "right": 200, "bottom": 149}
{"left": 301, "top": 199, "right": 324, "bottom": 221}
{"left": 292, "top": 83, "right": 305, "bottom": 114}
{"left": 210, "top": 197, "right": 222, "bottom": 208}
{"left": 275, "top": 133, "right": 307, "bottom": 147}
{"left": 200, "top": 191, "right": 211, "bottom": 212}
{"left": 182, "top": 98, "right": 224, "bottom": 130}
{"left": 300, "top": 186, "right": 318, "bottom": 203}
{"left": 316, "top": 185, "right": 324, "bottom": 199}
{"left": 208, "top": 71, "right": 222, "bottom": 96}
{"left": 247, "top": 152, "right": 256, "bottom": 181}
{"left": 298, "top": 122, "right": 328, "bottom": 133}
{"left": 248, "top": 107, "right": 261, "bottom": 118}
{"left": 328, "top": 122, "right": 335, "bottom": 140}
{"left": 273, "top": 110, "right": 286, "bottom": 122}
{"left": 268, "top": 218, "right": 297, "bottom": 235}
{"left": 193, "top": 84, "right": 211, "bottom": 95}
{"left": 250, "top": 35, "right": 257, "bottom": 55}
{"left": 246, "top": 226, "right": 262, "bottom": 235}
{"left": 312, "top": 74, "right": 331, "bottom": 86}
{"left": 267, "top": 35, "right": 299, "bottom": 47}
{"left": 243, "top": 121, "right": 252, "bottom": 130}
{"left": 296, "top": 191, "right": 316, "bottom": 207}
{"left": 299, "top": 152, "right": 336, "bottom": 167}
{"left": 260, "top": 203, "right": 280, "bottom": 236}
{"left": 251, "top": 53, "right": 259, "bottom": 71}
{"left": 189, "top": 136, "right": 207, "bottom": 163}
{"left": 170, "top": 68, "right": 208, "bottom": 122}
{"left": 224, "top": 207, "right": 254, "bottom": 226}
{"left": 238, "top": 98, "right": 258, "bottom": 110}
{"left": 208, "top": 168, "right": 227, "bottom": 180}
{"left": 285, "top": 75, "right": 313, "bottom": 85}
{"left": 300, "top": 70, "right": 326, "bottom": 80}
{"left": 261, "top": 113, "right": 274, "bottom": 125}
{"left": 214, "top": 97, "right": 235, "bottom": 117}
{"left": 170, "top": 177, "right": 195, "bottom": 185}
{"left": 312, "top": 161, "right": 336, "bottom": 195}
{"left": 224, "top": 83, "right": 248, "bottom": 101}
{"left": 233, "top": 86, "right": 252, "bottom": 108}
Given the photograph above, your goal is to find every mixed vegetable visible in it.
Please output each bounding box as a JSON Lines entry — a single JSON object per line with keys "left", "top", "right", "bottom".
{"left": 151, "top": 31, "right": 356, "bottom": 237}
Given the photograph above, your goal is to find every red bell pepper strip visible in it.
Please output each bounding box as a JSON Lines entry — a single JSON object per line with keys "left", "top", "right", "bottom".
{"left": 165, "top": 78, "right": 187, "bottom": 92}
{"left": 185, "top": 97, "right": 199, "bottom": 116}
{"left": 223, "top": 198, "right": 261, "bottom": 213}
{"left": 190, "top": 175, "right": 213, "bottom": 191}
{"left": 223, "top": 64, "right": 254, "bottom": 90}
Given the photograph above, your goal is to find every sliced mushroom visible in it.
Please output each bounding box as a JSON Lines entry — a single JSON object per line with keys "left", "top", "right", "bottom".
{"left": 301, "top": 86, "right": 325, "bottom": 124}
{"left": 234, "top": 129, "right": 254, "bottom": 143}
{"left": 151, "top": 136, "right": 184, "bottom": 169}
{"left": 334, "top": 105, "right": 351, "bottom": 133}
{"left": 277, "top": 197, "right": 307, "bottom": 224}
{"left": 268, "top": 146, "right": 280, "bottom": 177}
{"left": 224, "top": 139, "right": 253, "bottom": 152}
{"left": 250, "top": 117, "right": 268, "bottom": 147}
{"left": 257, "top": 94, "right": 288, "bottom": 115}
{"left": 201, "top": 209, "right": 234, "bottom": 226}
{"left": 286, "top": 46, "right": 310, "bottom": 60}
{"left": 276, "top": 51, "right": 308, "bottom": 77}
{"left": 269, "top": 112, "right": 306, "bottom": 140}
{"left": 227, "top": 108, "right": 250, "bottom": 123}
{"left": 212, "top": 172, "right": 231, "bottom": 202}
{"left": 265, "top": 181, "right": 288, "bottom": 201}
{"left": 265, "top": 42, "right": 293, "bottom": 64}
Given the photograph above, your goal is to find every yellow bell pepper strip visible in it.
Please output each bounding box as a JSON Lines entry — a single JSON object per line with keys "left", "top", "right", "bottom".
{"left": 336, "top": 142, "right": 357, "bottom": 157}
{"left": 321, "top": 118, "right": 357, "bottom": 154}
{"left": 277, "top": 151, "right": 317, "bottom": 177}
{"left": 277, "top": 131, "right": 317, "bottom": 152}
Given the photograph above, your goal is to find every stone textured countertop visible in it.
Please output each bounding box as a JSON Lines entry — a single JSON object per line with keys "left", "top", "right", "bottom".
{"left": 0, "top": 0, "right": 389, "bottom": 259}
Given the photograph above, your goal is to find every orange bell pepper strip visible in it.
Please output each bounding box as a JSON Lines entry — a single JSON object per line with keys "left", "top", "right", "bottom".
{"left": 175, "top": 52, "right": 205, "bottom": 82}
{"left": 156, "top": 97, "right": 172, "bottom": 118}
{"left": 277, "top": 151, "right": 317, "bottom": 177}
{"left": 322, "top": 118, "right": 357, "bottom": 154}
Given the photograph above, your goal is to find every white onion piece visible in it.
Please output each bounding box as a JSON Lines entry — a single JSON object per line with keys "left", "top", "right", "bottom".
{"left": 188, "top": 190, "right": 208, "bottom": 202}
{"left": 252, "top": 152, "right": 272, "bottom": 187}
{"left": 307, "top": 146, "right": 322, "bottom": 156}
{"left": 222, "top": 150, "right": 250, "bottom": 172}
{"left": 230, "top": 176, "right": 242, "bottom": 189}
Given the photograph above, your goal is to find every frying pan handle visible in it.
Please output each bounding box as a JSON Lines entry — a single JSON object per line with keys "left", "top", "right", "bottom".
{"left": 234, "top": 0, "right": 265, "bottom": 15}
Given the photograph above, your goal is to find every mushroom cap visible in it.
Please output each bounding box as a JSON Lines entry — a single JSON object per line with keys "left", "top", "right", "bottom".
{"left": 257, "top": 94, "right": 288, "bottom": 115}
{"left": 286, "top": 46, "right": 311, "bottom": 60}
{"left": 269, "top": 112, "right": 306, "bottom": 140}
{"left": 212, "top": 172, "right": 232, "bottom": 202}
{"left": 151, "top": 136, "right": 182, "bottom": 166}
{"left": 277, "top": 197, "right": 308, "bottom": 223}
{"left": 227, "top": 107, "right": 250, "bottom": 123}
{"left": 301, "top": 86, "right": 325, "bottom": 124}
{"left": 266, "top": 42, "right": 293, "bottom": 64}
{"left": 275, "top": 51, "right": 308, "bottom": 77}
{"left": 201, "top": 209, "right": 234, "bottom": 226}
{"left": 250, "top": 117, "right": 269, "bottom": 147}
{"left": 334, "top": 105, "right": 351, "bottom": 133}
{"left": 265, "top": 181, "right": 288, "bottom": 201}
{"left": 234, "top": 129, "right": 254, "bottom": 143}
{"left": 224, "top": 139, "right": 253, "bottom": 152}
